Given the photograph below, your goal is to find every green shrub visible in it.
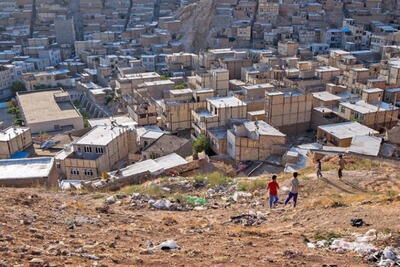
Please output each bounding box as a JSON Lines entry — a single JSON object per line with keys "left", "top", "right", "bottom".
{"left": 237, "top": 178, "right": 266, "bottom": 192}
{"left": 192, "top": 135, "right": 212, "bottom": 155}
{"left": 207, "top": 172, "right": 232, "bottom": 188}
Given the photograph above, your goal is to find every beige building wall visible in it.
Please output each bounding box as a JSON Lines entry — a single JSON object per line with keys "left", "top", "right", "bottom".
{"left": 265, "top": 92, "right": 313, "bottom": 133}
{"left": 0, "top": 128, "right": 32, "bottom": 159}
{"left": 227, "top": 130, "right": 286, "bottom": 161}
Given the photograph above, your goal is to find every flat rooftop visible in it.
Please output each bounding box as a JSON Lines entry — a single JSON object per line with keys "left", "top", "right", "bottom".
{"left": 88, "top": 116, "right": 137, "bottom": 128}
{"left": 0, "top": 157, "right": 54, "bottom": 179}
{"left": 363, "top": 88, "right": 384, "bottom": 93}
{"left": 318, "top": 121, "right": 378, "bottom": 140}
{"left": 208, "top": 96, "right": 246, "bottom": 108}
{"left": 312, "top": 91, "right": 341, "bottom": 102}
{"left": 340, "top": 100, "right": 398, "bottom": 114}
{"left": 243, "top": 121, "right": 286, "bottom": 137}
{"left": 75, "top": 125, "right": 126, "bottom": 146}
{"left": 17, "top": 90, "right": 82, "bottom": 124}
{"left": 0, "top": 127, "right": 30, "bottom": 142}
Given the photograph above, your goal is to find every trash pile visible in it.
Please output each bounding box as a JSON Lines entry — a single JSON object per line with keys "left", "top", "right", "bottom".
{"left": 307, "top": 229, "right": 400, "bottom": 266}
{"left": 129, "top": 193, "right": 192, "bottom": 211}
{"left": 230, "top": 211, "right": 267, "bottom": 226}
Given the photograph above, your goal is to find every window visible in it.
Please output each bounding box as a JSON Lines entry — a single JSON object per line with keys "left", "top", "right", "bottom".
{"left": 95, "top": 147, "right": 104, "bottom": 154}
{"left": 84, "top": 169, "right": 94, "bottom": 176}
{"left": 340, "top": 106, "right": 346, "bottom": 113}
{"left": 84, "top": 146, "right": 92, "bottom": 153}
{"left": 71, "top": 169, "right": 79, "bottom": 175}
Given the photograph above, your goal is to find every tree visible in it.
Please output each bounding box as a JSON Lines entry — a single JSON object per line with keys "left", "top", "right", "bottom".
{"left": 105, "top": 94, "right": 114, "bottom": 105}
{"left": 175, "top": 83, "right": 186, "bottom": 89}
{"left": 11, "top": 81, "right": 26, "bottom": 95}
{"left": 192, "top": 135, "right": 212, "bottom": 155}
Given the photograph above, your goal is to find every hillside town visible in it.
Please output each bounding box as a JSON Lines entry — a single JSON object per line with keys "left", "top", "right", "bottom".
{"left": 1, "top": 0, "right": 400, "bottom": 266}
{"left": 0, "top": 0, "right": 399, "bottom": 187}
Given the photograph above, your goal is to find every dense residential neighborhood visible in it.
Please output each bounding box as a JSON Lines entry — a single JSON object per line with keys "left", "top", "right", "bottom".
{"left": 0, "top": 0, "right": 400, "bottom": 185}
{"left": 1, "top": 1, "right": 400, "bottom": 265}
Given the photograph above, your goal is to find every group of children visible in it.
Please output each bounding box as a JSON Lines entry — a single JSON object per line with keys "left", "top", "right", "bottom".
{"left": 267, "top": 154, "right": 346, "bottom": 208}
{"left": 266, "top": 172, "right": 300, "bottom": 209}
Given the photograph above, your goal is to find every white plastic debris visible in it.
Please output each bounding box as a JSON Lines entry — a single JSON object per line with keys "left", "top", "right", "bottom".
{"left": 105, "top": 196, "right": 116, "bottom": 205}
{"left": 151, "top": 199, "right": 172, "bottom": 210}
{"left": 330, "top": 239, "right": 377, "bottom": 256}
{"left": 232, "top": 191, "right": 252, "bottom": 202}
{"left": 307, "top": 243, "right": 316, "bottom": 249}
{"left": 155, "top": 240, "right": 180, "bottom": 250}
{"left": 378, "top": 259, "right": 395, "bottom": 267}
{"left": 382, "top": 247, "right": 396, "bottom": 261}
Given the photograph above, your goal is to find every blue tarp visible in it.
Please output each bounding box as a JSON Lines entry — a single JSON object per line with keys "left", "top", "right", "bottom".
{"left": 10, "top": 152, "right": 30, "bottom": 159}
{"left": 0, "top": 102, "right": 8, "bottom": 109}
{"left": 341, "top": 27, "right": 351, "bottom": 33}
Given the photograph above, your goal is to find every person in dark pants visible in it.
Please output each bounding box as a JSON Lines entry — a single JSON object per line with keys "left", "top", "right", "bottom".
{"left": 267, "top": 175, "right": 280, "bottom": 208}
{"left": 338, "top": 155, "right": 345, "bottom": 179}
{"left": 316, "top": 159, "right": 323, "bottom": 178}
{"left": 285, "top": 172, "right": 300, "bottom": 208}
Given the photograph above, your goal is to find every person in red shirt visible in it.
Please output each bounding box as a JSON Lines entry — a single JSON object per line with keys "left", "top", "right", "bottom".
{"left": 267, "top": 175, "right": 280, "bottom": 208}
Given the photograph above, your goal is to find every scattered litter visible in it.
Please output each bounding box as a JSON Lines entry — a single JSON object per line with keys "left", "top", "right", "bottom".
{"left": 232, "top": 191, "right": 252, "bottom": 202}
{"left": 230, "top": 211, "right": 267, "bottom": 226}
{"left": 157, "top": 240, "right": 180, "bottom": 251}
{"left": 330, "top": 239, "right": 377, "bottom": 256}
{"left": 184, "top": 196, "right": 207, "bottom": 207}
{"left": 151, "top": 199, "right": 173, "bottom": 210}
{"left": 350, "top": 218, "right": 365, "bottom": 227}
{"left": 105, "top": 196, "right": 116, "bottom": 205}
{"left": 141, "top": 240, "right": 180, "bottom": 254}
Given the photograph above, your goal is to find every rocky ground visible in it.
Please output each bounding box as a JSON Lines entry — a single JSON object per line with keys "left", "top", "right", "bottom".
{"left": 1, "top": 157, "right": 400, "bottom": 266}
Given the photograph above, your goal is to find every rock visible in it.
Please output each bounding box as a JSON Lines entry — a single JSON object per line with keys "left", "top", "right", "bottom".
{"left": 34, "top": 233, "right": 44, "bottom": 240}
{"left": 140, "top": 248, "right": 155, "bottom": 255}
{"left": 95, "top": 204, "right": 110, "bottom": 214}
{"left": 29, "top": 258, "right": 46, "bottom": 267}
{"left": 105, "top": 196, "right": 116, "bottom": 205}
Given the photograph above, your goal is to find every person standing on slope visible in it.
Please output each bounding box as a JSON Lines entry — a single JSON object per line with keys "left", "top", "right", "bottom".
{"left": 284, "top": 172, "right": 300, "bottom": 208}
{"left": 316, "top": 159, "right": 323, "bottom": 179}
{"left": 338, "top": 154, "right": 345, "bottom": 179}
{"left": 267, "top": 175, "right": 280, "bottom": 208}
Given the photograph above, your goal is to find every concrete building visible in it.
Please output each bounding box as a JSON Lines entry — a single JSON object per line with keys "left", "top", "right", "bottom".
{"left": 141, "top": 134, "right": 192, "bottom": 160}
{"left": 337, "top": 100, "right": 399, "bottom": 130}
{"left": 56, "top": 125, "right": 130, "bottom": 180}
{"left": 265, "top": 91, "right": 313, "bottom": 134}
{"left": 22, "top": 69, "right": 75, "bottom": 90}
{"left": 17, "top": 89, "right": 84, "bottom": 134}
{"left": 157, "top": 88, "right": 213, "bottom": 132}
{"left": 55, "top": 17, "right": 76, "bottom": 45}
{"left": 227, "top": 120, "right": 286, "bottom": 161}
{"left": 0, "top": 64, "right": 16, "bottom": 100}
{"left": 0, "top": 126, "right": 32, "bottom": 159}
{"left": 192, "top": 96, "right": 247, "bottom": 137}
{"left": 317, "top": 121, "right": 379, "bottom": 147}
{"left": 0, "top": 157, "right": 58, "bottom": 187}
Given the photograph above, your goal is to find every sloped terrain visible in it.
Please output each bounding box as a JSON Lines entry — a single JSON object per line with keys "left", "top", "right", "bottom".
{"left": 0, "top": 157, "right": 400, "bottom": 266}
